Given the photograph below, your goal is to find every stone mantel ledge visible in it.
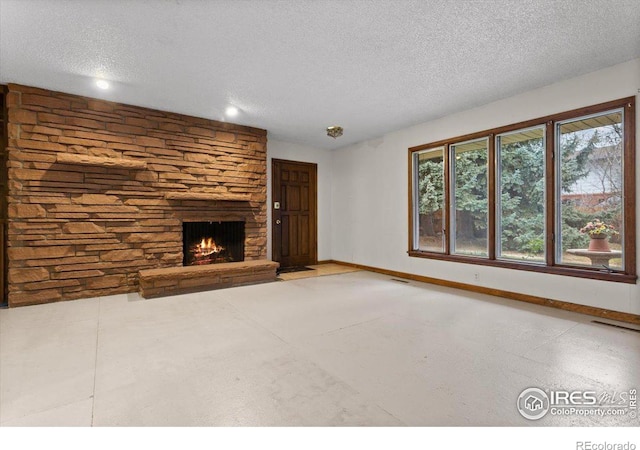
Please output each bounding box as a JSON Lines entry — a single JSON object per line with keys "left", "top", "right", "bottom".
{"left": 164, "top": 192, "right": 251, "bottom": 202}
{"left": 56, "top": 153, "right": 148, "bottom": 169}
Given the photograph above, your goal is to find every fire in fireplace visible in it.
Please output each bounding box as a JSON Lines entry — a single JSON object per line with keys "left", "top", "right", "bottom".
{"left": 183, "top": 221, "right": 245, "bottom": 266}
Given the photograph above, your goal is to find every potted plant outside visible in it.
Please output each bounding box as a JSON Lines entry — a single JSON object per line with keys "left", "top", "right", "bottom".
{"left": 579, "top": 219, "right": 619, "bottom": 252}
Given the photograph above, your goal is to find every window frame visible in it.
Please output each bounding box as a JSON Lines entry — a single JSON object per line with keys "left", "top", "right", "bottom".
{"left": 412, "top": 146, "right": 446, "bottom": 253}
{"left": 449, "top": 137, "right": 490, "bottom": 258}
{"left": 408, "top": 97, "right": 636, "bottom": 283}
{"left": 495, "top": 124, "right": 547, "bottom": 265}
{"left": 554, "top": 108, "right": 626, "bottom": 271}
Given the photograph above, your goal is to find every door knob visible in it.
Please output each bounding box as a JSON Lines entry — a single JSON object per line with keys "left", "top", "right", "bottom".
{"left": 275, "top": 219, "right": 281, "bottom": 225}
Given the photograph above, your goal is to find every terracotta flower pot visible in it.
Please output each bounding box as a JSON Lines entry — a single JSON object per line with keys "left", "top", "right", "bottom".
{"left": 588, "top": 235, "right": 611, "bottom": 252}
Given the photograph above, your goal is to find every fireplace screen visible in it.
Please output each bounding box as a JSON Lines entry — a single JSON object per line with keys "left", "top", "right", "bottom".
{"left": 183, "top": 221, "right": 245, "bottom": 266}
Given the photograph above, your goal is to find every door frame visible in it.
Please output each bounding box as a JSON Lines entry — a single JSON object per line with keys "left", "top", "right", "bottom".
{"left": 271, "top": 158, "right": 318, "bottom": 267}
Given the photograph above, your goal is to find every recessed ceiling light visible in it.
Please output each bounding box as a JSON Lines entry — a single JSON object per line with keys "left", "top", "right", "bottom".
{"left": 96, "top": 79, "right": 109, "bottom": 90}
{"left": 225, "top": 106, "right": 239, "bottom": 117}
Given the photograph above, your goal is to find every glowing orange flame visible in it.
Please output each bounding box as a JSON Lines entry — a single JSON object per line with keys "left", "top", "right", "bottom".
{"left": 195, "top": 237, "right": 223, "bottom": 257}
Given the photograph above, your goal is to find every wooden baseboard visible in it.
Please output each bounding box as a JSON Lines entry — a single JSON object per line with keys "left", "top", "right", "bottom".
{"left": 329, "top": 260, "right": 640, "bottom": 326}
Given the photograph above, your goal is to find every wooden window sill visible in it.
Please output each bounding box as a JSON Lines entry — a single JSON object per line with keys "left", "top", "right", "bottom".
{"left": 408, "top": 250, "right": 637, "bottom": 284}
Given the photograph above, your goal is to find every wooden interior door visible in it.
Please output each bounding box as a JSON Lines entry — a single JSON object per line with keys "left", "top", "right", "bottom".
{"left": 272, "top": 159, "right": 317, "bottom": 268}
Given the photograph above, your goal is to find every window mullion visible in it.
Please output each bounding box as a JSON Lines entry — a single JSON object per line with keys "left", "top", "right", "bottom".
{"left": 545, "top": 120, "right": 555, "bottom": 267}
{"left": 488, "top": 134, "right": 496, "bottom": 260}
{"left": 623, "top": 100, "right": 636, "bottom": 277}
{"left": 410, "top": 152, "right": 419, "bottom": 251}
{"left": 444, "top": 144, "right": 451, "bottom": 255}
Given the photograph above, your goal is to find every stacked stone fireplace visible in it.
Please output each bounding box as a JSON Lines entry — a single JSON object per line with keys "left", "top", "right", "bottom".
{"left": 5, "top": 84, "right": 269, "bottom": 306}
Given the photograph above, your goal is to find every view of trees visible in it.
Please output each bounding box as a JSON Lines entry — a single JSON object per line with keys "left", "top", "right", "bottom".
{"left": 558, "top": 116, "right": 623, "bottom": 268}
{"left": 498, "top": 131, "right": 545, "bottom": 260}
{"left": 416, "top": 113, "right": 623, "bottom": 266}
{"left": 416, "top": 150, "right": 444, "bottom": 252}
{"left": 452, "top": 143, "right": 488, "bottom": 256}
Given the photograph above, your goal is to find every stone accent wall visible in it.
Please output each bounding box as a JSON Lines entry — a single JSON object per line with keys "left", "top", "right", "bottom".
{"left": 5, "top": 84, "right": 267, "bottom": 306}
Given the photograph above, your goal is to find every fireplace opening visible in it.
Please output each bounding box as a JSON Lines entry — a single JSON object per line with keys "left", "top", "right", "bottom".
{"left": 183, "top": 221, "right": 245, "bottom": 266}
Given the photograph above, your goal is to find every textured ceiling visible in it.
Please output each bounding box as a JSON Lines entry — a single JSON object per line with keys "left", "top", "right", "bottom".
{"left": 1, "top": 0, "right": 639, "bottom": 150}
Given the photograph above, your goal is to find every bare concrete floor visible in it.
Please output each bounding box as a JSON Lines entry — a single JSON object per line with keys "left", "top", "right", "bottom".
{"left": 1, "top": 270, "right": 638, "bottom": 426}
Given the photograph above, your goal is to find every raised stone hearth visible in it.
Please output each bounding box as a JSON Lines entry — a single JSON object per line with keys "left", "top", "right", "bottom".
{"left": 6, "top": 84, "right": 269, "bottom": 306}
{"left": 138, "top": 260, "right": 279, "bottom": 298}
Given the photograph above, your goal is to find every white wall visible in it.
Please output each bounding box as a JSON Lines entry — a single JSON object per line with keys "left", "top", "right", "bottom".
{"left": 266, "top": 138, "right": 333, "bottom": 261}
{"left": 331, "top": 58, "right": 640, "bottom": 315}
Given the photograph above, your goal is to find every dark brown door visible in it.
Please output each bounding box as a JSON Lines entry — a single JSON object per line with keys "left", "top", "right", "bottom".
{"left": 272, "top": 159, "right": 317, "bottom": 268}
{"left": 0, "top": 87, "right": 6, "bottom": 306}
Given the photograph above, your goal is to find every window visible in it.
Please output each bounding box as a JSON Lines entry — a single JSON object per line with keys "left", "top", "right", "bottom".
{"left": 496, "top": 126, "right": 546, "bottom": 263}
{"left": 413, "top": 147, "right": 445, "bottom": 253}
{"left": 409, "top": 97, "right": 636, "bottom": 283}
{"left": 451, "top": 138, "right": 489, "bottom": 257}
{"left": 557, "top": 110, "right": 624, "bottom": 270}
